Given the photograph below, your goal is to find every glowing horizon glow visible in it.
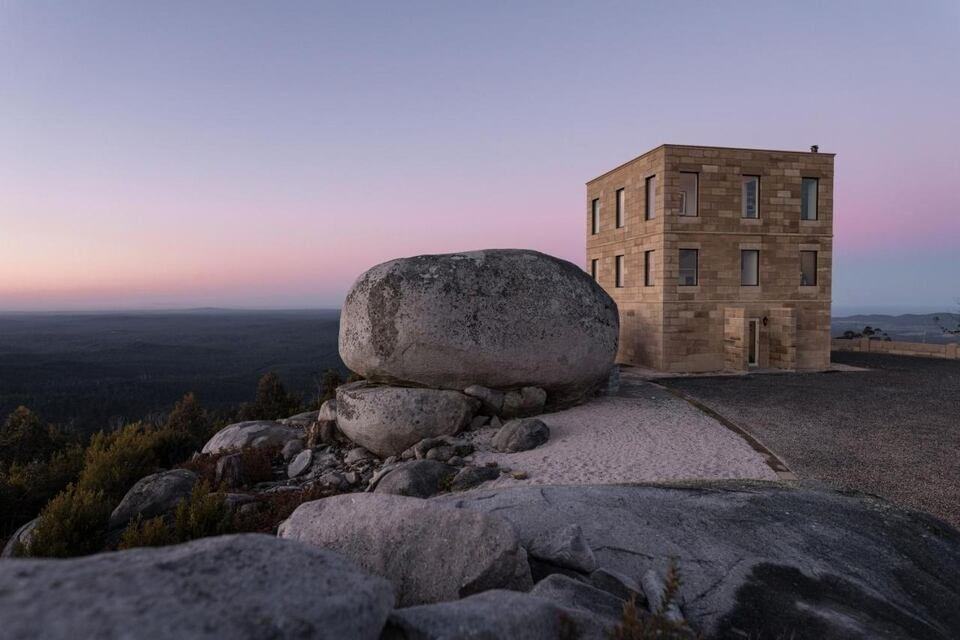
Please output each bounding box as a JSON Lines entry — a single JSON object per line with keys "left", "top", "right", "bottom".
{"left": 2, "top": 2, "right": 958, "bottom": 313}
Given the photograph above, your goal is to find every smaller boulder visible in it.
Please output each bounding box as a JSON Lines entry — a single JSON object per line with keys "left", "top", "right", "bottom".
{"left": 215, "top": 454, "right": 245, "bottom": 490}
{"left": 345, "top": 447, "right": 376, "bottom": 465}
{"left": 590, "top": 567, "right": 643, "bottom": 604}
{"left": 318, "top": 398, "right": 337, "bottom": 422}
{"left": 373, "top": 460, "right": 457, "bottom": 498}
{"left": 469, "top": 415, "right": 490, "bottom": 430}
{"left": 451, "top": 465, "right": 500, "bottom": 492}
{"left": 287, "top": 449, "right": 314, "bottom": 479}
{"left": 501, "top": 386, "right": 547, "bottom": 418}
{"left": 201, "top": 421, "right": 302, "bottom": 455}
{"left": 281, "top": 439, "right": 304, "bottom": 461}
{"left": 1, "top": 518, "right": 38, "bottom": 558}
{"left": 492, "top": 418, "right": 550, "bottom": 453}
{"left": 109, "top": 469, "right": 197, "bottom": 530}
{"left": 425, "top": 445, "right": 456, "bottom": 462}
{"left": 279, "top": 410, "right": 320, "bottom": 428}
{"left": 530, "top": 574, "right": 625, "bottom": 637}
{"left": 463, "top": 385, "right": 505, "bottom": 415}
{"left": 317, "top": 471, "right": 348, "bottom": 490}
{"left": 528, "top": 524, "right": 597, "bottom": 574}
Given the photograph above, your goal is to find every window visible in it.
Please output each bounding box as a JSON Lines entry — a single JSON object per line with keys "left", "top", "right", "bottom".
{"left": 590, "top": 258, "right": 598, "bottom": 281}
{"left": 644, "top": 250, "right": 654, "bottom": 286}
{"left": 615, "top": 255, "right": 624, "bottom": 288}
{"left": 645, "top": 176, "right": 656, "bottom": 220}
{"left": 678, "top": 249, "right": 698, "bottom": 286}
{"left": 740, "top": 250, "right": 759, "bottom": 286}
{"left": 615, "top": 188, "right": 625, "bottom": 228}
{"left": 742, "top": 176, "right": 759, "bottom": 218}
{"left": 591, "top": 198, "right": 600, "bottom": 234}
{"left": 801, "top": 178, "right": 818, "bottom": 220}
{"left": 679, "top": 172, "right": 698, "bottom": 216}
{"left": 800, "top": 251, "right": 818, "bottom": 286}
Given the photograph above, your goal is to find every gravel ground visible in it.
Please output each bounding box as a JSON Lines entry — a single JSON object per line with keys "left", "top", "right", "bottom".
{"left": 469, "top": 379, "right": 777, "bottom": 487}
{"left": 660, "top": 351, "right": 960, "bottom": 528}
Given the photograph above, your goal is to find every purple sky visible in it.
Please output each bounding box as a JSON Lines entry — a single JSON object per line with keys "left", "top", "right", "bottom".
{"left": 2, "top": 1, "right": 958, "bottom": 313}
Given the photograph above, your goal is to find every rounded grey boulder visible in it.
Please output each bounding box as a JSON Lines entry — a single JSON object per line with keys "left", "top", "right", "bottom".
{"left": 339, "top": 250, "right": 619, "bottom": 402}
{"left": 0, "top": 534, "right": 394, "bottom": 640}
{"left": 109, "top": 468, "right": 198, "bottom": 529}
{"left": 336, "top": 381, "right": 477, "bottom": 457}
{"left": 201, "top": 420, "right": 302, "bottom": 455}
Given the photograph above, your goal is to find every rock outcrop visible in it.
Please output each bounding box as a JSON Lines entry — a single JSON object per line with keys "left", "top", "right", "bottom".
{"left": 0, "top": 534, "right": 394, "bottom": 640}
{"left": 278, "top": 493, "right": 533, "bottom": 606}
{"left": 109, "top": 469, "right": 198, "bottom": 529}
{"left": 339, "top": 249, "right": 619, "bottom": 404}
{"left": 201, "top": 420, "right": 302, "bottom": 455}
{"left": 336, "top": 381, "right": 477, "bottom": 457}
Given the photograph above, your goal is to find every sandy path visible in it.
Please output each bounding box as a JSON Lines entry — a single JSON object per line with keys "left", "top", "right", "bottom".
{"left": 467, "top": 382, "right": 777, "bottom": 487}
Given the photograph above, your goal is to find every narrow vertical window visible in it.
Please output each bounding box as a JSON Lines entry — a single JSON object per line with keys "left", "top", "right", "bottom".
{"left": 740, "top": 250, "right": 759, "bottom": 286}
{"left": 800, "top": 250, "right": 818, "bottom": 286}
{"left": 678, "top": 249, "right": 698, "bottom": 286}
{"left": 644, "top": 250, "right": 654, "bottom": 286}
{"left": 742, "top": 175, "right": 759, "bottom": 218}
{"left": 679, "top": 172, "right": 698, "bottom": 216}
{"left": 590, "top": 258, "right": 598, "bottom": 281}
{"left": 615, "top": 255, "right": 624, "bottom": 288}
{"left": 615, "top": 188, "right": 625, "bottom": 228}
{"left": 645, "top": 176, "right": 656, "bottom": 220}
{"left": 801, "top": 178, "right": 818, "bottom": 220}
{"left": 591, "top": 198, "right": 600, "bottom": 234}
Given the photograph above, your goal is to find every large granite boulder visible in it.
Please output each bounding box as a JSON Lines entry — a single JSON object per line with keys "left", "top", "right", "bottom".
{"left": 339, "top": 250, "right": 619, "bottom": 403}
{"left": 278, "top": 493, "right": 532, "bottom": 606}
{"left": 201, "top": 420, "right": 302, "bottom": 455}
{"left": 436, "top": 482, "right": 960, "bottom": 640}
{"left": 336, "top": 382, "right": 477, "bottom": 457}
{"left": 109, "top": 468, "right": 198, "bottom": 529}
{"left": 0, "top": 534, "right": 394, "bottom": 639}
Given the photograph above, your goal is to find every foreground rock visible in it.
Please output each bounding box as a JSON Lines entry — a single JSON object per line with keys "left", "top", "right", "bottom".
{"left": 339, "top": 249, "right": 619, "bottom": 404}
{"left": 0, "top": 534, "right": 394, "bottom": 640}
{"left": 336, "top": 382, "right": 477, "bottom": 457}
{"left": 109, "top": 469, "right": 198, "bottom": 529}
{"left": 436, "top": 481, "right": 960, "bottom": 640}
{"left": 278, "top": 493, "right": 532, "bottom": 606}
{"left": 492, "top": 418, "right": 550, "bottom": 453}
{"left": 201, "top": 420, "right": 302, "bottom": 455}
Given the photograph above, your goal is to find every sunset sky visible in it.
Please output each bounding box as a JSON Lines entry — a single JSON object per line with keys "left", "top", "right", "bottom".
{"left": 2, "top": 1, "right": 958, "bottom": 313}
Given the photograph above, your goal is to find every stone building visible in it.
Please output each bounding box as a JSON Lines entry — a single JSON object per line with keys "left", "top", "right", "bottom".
{"left": 586, "top": 144, "right": 834, "bottom": 372}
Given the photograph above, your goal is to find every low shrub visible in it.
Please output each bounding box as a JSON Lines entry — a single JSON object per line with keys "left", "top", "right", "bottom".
{"left": 77, "top": 424, "right": 163, "bottom": 503}
{"left": 234, "top": 484, "right": 334, "bottom": 535}
{"left": 611, "top": 561, "right": 697, "bottom": 640}
{"left": 118, "top": 481, "right": 234, "bottom": 550}
{"left": 27, "top": 484, "right": 112, "bottom": 558}
{"left": 0, "top": 444, "right": 85, "bottom": 537}
{"left": 118, "top": 515, "right": 175, "bottom": 549}
{"left": 179, "top": 445, "right": 279, "bottom": 489}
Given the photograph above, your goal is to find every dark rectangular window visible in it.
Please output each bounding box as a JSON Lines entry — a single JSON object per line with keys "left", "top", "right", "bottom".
{"left": 800, "top": 250, "right": 818, "bottom": 286}
{"left": 590, "top": 258, "right": 598, "bottom": 281}
{"left": 742, "top": 175, "right": 760, "bottom": 218}
{"left": 678, "top": 249, "right": 698, "bottom": 286}
{"left": 644, "top": 250, "right": 654, "bottom": 286}
{"left": 741, "top": 249, "right": 759, "bottom": 286}
{"left": 679, "top": 172, "right": 698, "bottom": 216}
{"left": 591, "top": 198, "right": 600, "bottom": 234}
{"left": 645, "top": 176, "right": 656, "bottom": 220}
{"left": 615, "top": 255, "right": 624, "bottom": 288}
{"left": 801, "top": 178, "right": 818, "bottom": 220}
{"left": 615, "top": 188, "right": 625, "bottom": 228}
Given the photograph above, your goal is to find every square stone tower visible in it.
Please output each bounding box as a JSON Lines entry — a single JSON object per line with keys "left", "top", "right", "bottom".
{"left": 586, "top": 144, "right": 834, "bottom": 372}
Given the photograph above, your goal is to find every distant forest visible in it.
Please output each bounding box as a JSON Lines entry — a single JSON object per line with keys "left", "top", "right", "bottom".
{"left": 0, "top": 310, "right": 344, "bottom": 435}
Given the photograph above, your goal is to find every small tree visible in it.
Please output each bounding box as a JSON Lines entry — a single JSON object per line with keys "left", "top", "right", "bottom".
{"left": 0, "top": 406, "right": 60, "bottom": 467}
{"left": 239, "top": 372, "right": 302, "bottom": 420}
{"left": 316, "top": 368, "right": 344, "bottom": 406}
{"left": 27, "top": 484, "right": 112, "bottom": 558}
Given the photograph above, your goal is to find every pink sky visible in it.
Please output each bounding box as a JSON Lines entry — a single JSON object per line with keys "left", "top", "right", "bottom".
{"left": 2, "top": 2, "right": 958, "bottom": 312}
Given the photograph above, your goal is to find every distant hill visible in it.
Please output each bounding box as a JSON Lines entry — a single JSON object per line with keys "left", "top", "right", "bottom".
{"left": 832, "top": 312, "right": 960, "bottom": 344}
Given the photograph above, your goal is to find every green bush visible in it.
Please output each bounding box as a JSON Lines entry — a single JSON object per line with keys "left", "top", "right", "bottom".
{"left": 118, "top": 481, "right": 233, "bottom": 550}
{"left": 0, "top": 444, "right": 85, "bottom": 537}
{"left": 77, "top": 424, "right": 163, "bottom": 503}
{"left": 27, "top": 484, "right": 112, "bottom": 557}
{"left": 238, "top": 372, "right": 302, "bottom": 421}
{"left": 118, "top": 514, "right": 177, "bottom": 549}
{"left": 165, "top": 392, "right": 212, "bottom": 444}
{"left": 0, "top": 406, "right": 64, "bottom": 467}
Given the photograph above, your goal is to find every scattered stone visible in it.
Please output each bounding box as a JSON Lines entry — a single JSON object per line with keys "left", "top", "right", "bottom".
{"left": 338, "top": 249, "right": 619, "bottom": 404}
{"left": 278, "top": 493, "right": 533, "bottom": 606}
{"left": 281, "top": 439, "right": 304, "bottom": 462}
{"left": 383, "top": 455, "right": 398, "bottom": 466}
{"left": 493, "top": 418, "right": 550, "bottom": 453}
{"left": 306, "top": 419, "right": 339, "bottom": 449}
{"left": 344, "top": 471, "right": 360, "bottom": 486}
{"left": 590, "top": 567, "right": 643, "bottom": 604}
{"left": 501, "top": 386, "right": 547, "bottom": 418}
{"left": 463, "top": 385, "right": 505, "bottom": 415}
{"left": 447, "top": 455, "right": 465, "bottom": 466}
{"left": 434, "top": 482, "right": 960, "bottom": 639}
{"left": 222, "top": 493, "right": 256, "bottom": 512}
{"left": 336, "top": 382, "right": 477, "bottom": 457}
{"left": 313, "top": 452, "right": 339, "bottom": 471}
{"left": 279, "top": 410, "right": 320, "bottom": 428}
{"left": 215, "top": 453, "right": 245, "bottom": 490}
{"left": 287, "top": 449, "right": 314, "bottom": 479}
{"left": 1, "top": 518, "right": 37, "bottom": 558}
{"left": 373, "top": 460, "right": 457, "bottom": 498}
{"left": 642, "top": 568, "right": 684, "bottom": 624}
{"left": 345, "top": 446, "right": 376, "bottom": 465}
{"left": 316, "top": 471, "right": 347, "bottom": 491}
{"left": 468, "top": 414, "right": 490, "bottom": 430}
{"left": 109, "top": 469, "right": 198, "bottom": 530}
{"left": 528, "top": 524, "right": 598, "bottom": 574}
{"left": 425, "top": 445, "right": 455, "bottom": 462}
{"left": 489, "top": 416, "right": 503, "bottom": 429}
{"left": 511, "top": 471, "right": 529, "bottom": 480}
{"left": 201, "top": 420, "right": 302, "bottom": 455}
{"left": 318, "top": 398, "right": 337, "bottom": 422}
{"left": 0, "top": 534, "right": 395, "bottom": 640}
{"left": 451, "top": 465, "right": 500, "bottom": 491}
